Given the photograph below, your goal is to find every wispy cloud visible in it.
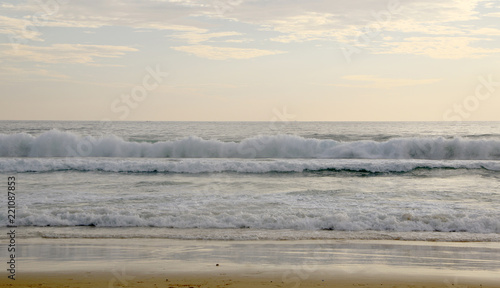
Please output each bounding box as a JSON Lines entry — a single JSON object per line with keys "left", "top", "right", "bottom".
{"left": 484, "top": 12, "right": 500, "bottom": 17}
{"left": 171, "top": 31, "right": 243, "bottom": 44}
{"left": 264, "top": 12, "right": 344, "bottom": 43}
{"left": 0, "top": 66, "right": 69, "bottom": 82}
{"left": 171, "top": 45, "right": 285, "bottom": 60}
{"left": 469, "top": 28, "right": 500, "bottom": 36}
{"left": 0, "top": 44, "right": 138, "bottom": 64}
{"left": 333, "top": 75, "right": 442, "bottom": 89}
{"left": 4, "top": 0, "right": 500, "bottom": 61}
{"left": 377, "top": 37, "right": 500, "bottom": 59}
{"left": 0, "top": 15, "right": 43, "bottom": 41}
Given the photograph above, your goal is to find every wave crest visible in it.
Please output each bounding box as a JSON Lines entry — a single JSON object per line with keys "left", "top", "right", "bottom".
{"left": 1, "top": 129, "right": 500, "bottom": 160}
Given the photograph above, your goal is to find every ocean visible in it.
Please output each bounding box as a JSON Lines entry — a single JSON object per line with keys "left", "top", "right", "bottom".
{"left": 1, "top": 121, "right": 500, "bottom": 242}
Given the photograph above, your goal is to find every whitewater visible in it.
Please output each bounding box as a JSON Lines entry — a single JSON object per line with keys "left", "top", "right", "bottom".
{"left": 2, "top": 129, "right": 500, "bottom": 160}
{"left": 0, "top": 121, "right": 499, "bottom": 241}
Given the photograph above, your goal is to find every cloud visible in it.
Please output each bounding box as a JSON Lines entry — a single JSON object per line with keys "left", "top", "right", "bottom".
{"left": 0, "top": 15, "right": 43, "bottom": 41}
{"left": 0, "top": 1, "right": 251, "bottom": 51}
{"left": 131, "top": 23, "right": 206, "bottom": 32}
{"left": 3, "top": 0, "right": 500, "bottom": 61}
{"left": 0, "top": 43, "right": 138, "bottom": 64}
{"left": 171, "top": 45, "right": 285, "bottom": 60}
{"left": 0, "top": 1, "right": 210, "bottom": 35}
{"left": 0, "top": 66, "right": 69, "bottom": 82}
{"left": 383, "top": 19, "right": 465, "bottom": 36}
{"left": 484, "top": 12, "right": 500, "bottom": 17}
{"left": 401, "top": 0, "right": 481, "bottom": 23}
{"left": 377, "top": 37, "right": 500, "bottom": 59}
{"left": 224, "top": 38, "right": 254, "bottom": 43}
{"left": 263, "top": 12, "right": 346, "bottom": 43}
{"left": 170, "top": 31, "right": 243, "bottom": 44}
{"left": 470, "top": 28, "right": 500, "bottom": 36}
{"left": 206, "top": 0, "right": 500, "bottom": 59}
{"left": 258, "top": 0, "right": 488, "bottom": 44}
{"left": 335, "top": 75, "right": 442, "bottom": 89}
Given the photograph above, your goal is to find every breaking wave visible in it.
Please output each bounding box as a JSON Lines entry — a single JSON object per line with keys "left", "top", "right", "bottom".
{"left": 1, "top": 130, "right": 500, "bottom": 160}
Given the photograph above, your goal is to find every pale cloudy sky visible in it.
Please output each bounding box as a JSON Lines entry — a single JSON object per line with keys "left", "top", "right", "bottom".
{"left": 1, "top": 0, "right": 500, "bottom": 121}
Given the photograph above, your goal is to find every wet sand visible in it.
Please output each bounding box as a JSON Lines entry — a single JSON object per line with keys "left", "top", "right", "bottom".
{"left": 1, "top": 272, "right": 498, "bottom": 288}
{"left": 1, "top": 238, "right": 499, "bottom": 287}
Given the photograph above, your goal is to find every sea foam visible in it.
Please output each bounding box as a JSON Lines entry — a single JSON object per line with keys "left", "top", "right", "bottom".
{"left": 1, "top": 130, "right": 500, "bottom": 160}
{"left": 1, "top": 158, "right": 499, "bottom": 173}
{"left": 5, "top": 203, "right": 500, "bottom": 235}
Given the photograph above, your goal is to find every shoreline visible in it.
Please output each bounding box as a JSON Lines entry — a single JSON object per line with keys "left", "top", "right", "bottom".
{"left": 1, "top": 237, "right": 499, "bottom": 287}
{"left": 3, "top": 226, "right": 500, "bottom": 242}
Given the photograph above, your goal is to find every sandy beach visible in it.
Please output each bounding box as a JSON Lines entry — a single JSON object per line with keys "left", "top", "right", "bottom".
{"left": 1, "top": 237, "right": 499, "bottom": 287}
{"left": 1, "top": 271, "right": 498, "bottom": 288}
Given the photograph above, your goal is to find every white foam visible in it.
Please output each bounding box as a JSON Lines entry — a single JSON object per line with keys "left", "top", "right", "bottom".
{"left": 1, "top": 130, "right": 500, "bottom": 159}
{"left": 1, "top": 158, "right": 499, "bottom": 173}
{"left": 9, "top": 227, "right": 500, "bottom": 242}
{"left": 4, "top": 204, "right": 499, "bottom": 235}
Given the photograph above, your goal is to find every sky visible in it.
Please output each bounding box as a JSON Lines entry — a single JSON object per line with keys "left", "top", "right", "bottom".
{"left": 1, "top": 0, "right": 500, "bottom": 121}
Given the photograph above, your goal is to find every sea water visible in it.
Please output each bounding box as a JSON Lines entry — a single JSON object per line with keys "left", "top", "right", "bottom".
{"left": 0, "top": 121, "right": 499, "bottom": 241}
